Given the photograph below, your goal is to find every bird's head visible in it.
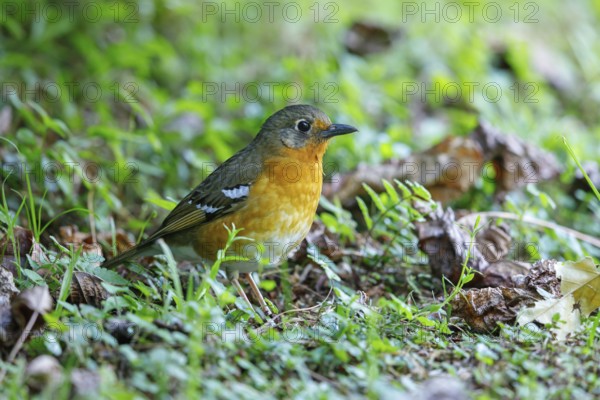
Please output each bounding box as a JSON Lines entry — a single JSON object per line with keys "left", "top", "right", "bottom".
{"left": 258, "top": 104, "right": 357, "bottom": 152}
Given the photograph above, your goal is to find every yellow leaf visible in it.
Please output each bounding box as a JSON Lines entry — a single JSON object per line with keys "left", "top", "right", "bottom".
{"left": 516, "top": 295, "right": 580, "bottom": 341}
{"left": 556, "top": 257, "right": 600, "bottom": 316}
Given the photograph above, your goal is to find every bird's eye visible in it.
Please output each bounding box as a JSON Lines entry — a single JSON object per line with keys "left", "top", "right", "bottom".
{"left": 296, "top": 120, "right": 311, "bottom": 132}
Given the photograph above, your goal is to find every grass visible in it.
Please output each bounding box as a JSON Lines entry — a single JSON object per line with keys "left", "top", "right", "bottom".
{"left": 1, "top": 0, "right": 600, "bottom": 398}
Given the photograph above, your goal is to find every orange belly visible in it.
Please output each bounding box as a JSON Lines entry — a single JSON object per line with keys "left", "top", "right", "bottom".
{"left": 192, "top": 149, "right": 325, "bottom": 269}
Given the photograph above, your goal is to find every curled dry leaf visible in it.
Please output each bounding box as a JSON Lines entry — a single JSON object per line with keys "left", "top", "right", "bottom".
{"left": 11, "top": 286, "right": 53, "bottom": 330}
{"left": 512, "top": 259, "right": 560, "bottom": 296}
{"left": 324, "top": 121, "right": 560, "bottom": 209}
{"left": 416, "top": 205, "right": 531, "bottom": 288}
{"left": 60, "top": 224, "right": 133, "bottom": 256}
{"left": 69, "top": 271, "right": 110, "bottom": 308}
{"left": 1, "top": 286, "right": 53, "bottom": 348}
{"left": 478, "top": 260, "right": 531, "bottom": 288}
{"left": 451, "top": 287, "right": 538, "bottom": 333}
{"left": 415, "top": 206, "right": 488, "bottom": 285}
{"left": 0, "top": 226, "right": 34, "bottom": 275}
{"left": 470, "top": 120, "right": 561, "bottom": 193}
{"left": 323, "top": 136, "right": 484, "bottom": 207}
{"left": 59, "top": 225, "right": 106, "bottom": 267}
{"left": 30, "top": 239, "right": 50, "bottom": 266}
{"left": 290, "top": 220, "right": 375, "bottom": 268}
{"left": 475, "top": 224, "right": 512, "bottom": 263}
{"left": 452, "top": 260, "right": 561, "bottom": 333}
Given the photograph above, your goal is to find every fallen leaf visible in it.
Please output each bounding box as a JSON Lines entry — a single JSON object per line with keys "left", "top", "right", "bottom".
{"left": 470, "top": 120, "right": 561, "bottom": 194}
{"left": 516, "top": 295, "right": 581, "bottom": 341}
{"left": 291, "top": 220, "right": 344, "bottom": 263}
{"left": 69, "top": 272, "right": 110, "bottom": 307}
{"left": 58, "top": 225, "right": 108, "bottom": 267}
{"left": 416, "top": 206, "right": 532, "bottom": 288}
{"left": 478, "top": 260, "right": 530, "bottom": 288}
{"left": 323, "top": 136, "right": 484, "bottom": 207}
{"left": 30, "top": 239, "right": 50, "bottom": 266}
{"left": 0, "top": 226, "right": 34, "bottom": 275}
{"left": 476, "top": 224, "right": 512, "bottom": 263}
{"left": 451, "top": 259, "right": 560, "bottom": 333}
{"left": 0, "top": 286, "right": 53, "bottom": 374}
{"left": 11, "top": 286, "right": 53, "bottom": 330}
{"left": 555, "top": 257, "right": 600, "bottom": 316}
{"left": 451, "top": 287, "right": 537, "bottom": 332}
{"left": 415, "top": 206, "right": 490, "bottom": 286}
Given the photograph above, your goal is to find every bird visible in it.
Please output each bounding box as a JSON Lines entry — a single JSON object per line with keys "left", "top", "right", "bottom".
{"left": 102, "top": 104, "right": 357, "bottom": 316}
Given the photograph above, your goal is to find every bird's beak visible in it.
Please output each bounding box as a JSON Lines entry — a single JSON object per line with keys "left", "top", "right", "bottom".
{"left": 321, "top": 123, "right": 358, "bottom": 139}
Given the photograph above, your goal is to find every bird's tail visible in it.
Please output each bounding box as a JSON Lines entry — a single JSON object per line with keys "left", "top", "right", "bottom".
{"left": 101, "top": 241, "right": 157, "bottom": 269}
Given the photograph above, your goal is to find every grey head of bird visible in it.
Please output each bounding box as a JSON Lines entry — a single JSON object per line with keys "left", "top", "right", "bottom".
{"left": 254, "top": 104, "right": 358, "bottom": 151}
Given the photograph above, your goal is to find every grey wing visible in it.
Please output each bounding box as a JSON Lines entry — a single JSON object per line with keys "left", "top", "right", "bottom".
{"left": 146, "top": 151, "right": 259, "bottom": 241}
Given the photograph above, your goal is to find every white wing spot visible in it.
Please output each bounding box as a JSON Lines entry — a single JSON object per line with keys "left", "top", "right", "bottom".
{"left": 196, "top": 204, "right": 221, "bottom": 213}
{"left": 222, "top": 185, "right": 249, "bottom": 199}
{"left": 187, "top": 200, "right": 193, "bottom": 205}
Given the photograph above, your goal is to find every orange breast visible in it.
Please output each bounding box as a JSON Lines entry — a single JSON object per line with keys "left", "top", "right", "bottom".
{"left": 192, "top": 144, "right": 326, "bottom": 267}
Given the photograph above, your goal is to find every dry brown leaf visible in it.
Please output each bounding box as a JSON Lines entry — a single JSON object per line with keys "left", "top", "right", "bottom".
{"left": 416, "top": 205, "right": 534, "bottom": 288}
{"left": 478, "top": 260, "right": 531, "bottom": 288}
{"left": 58, "top": 225, "right": 107, "bottom": 267}
{"left": 291, "top": 220, "right": 344, "bottom": 263}
{"left": 30, "top": 239, "right": 51, "bottom": 266}
{"left": 0, "top": 226, "right": 34, "bottom": 275}
{"left": 470, "top": 120, "right": 561, "bottom": 193}
{"left": 0, "top": 285, "right": 53, "bottom": 377}
{"left": 451, "top": 259, "right": 560, "bottom": 333}
{"left": 451, "top": 287, "right": 538, "bottom": 332}
{"left": 476, "top": 224, "right": 512, "bottom": 263}
{"left": 323, "top": 136, "right": 484, "bottom": 207}
{"left": 512, "top": 259, "right": 561, "bottom": 296}
{"left": 12, "top": 286, "right": 53, "bottom": 330}
{"left": 69, "top": 272, "right": 110, "bottom": 308}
